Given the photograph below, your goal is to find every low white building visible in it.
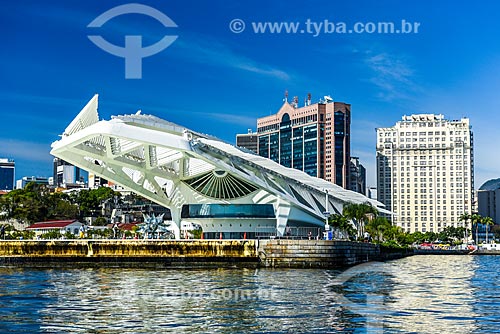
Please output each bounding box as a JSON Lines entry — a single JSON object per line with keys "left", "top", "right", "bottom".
{"left": 26, "top": 220, "right": 83, "bottom": 237}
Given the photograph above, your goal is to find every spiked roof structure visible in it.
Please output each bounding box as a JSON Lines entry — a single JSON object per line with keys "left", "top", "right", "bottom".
{"left": 51, "top": 95, "right": 388, "bottom": 238}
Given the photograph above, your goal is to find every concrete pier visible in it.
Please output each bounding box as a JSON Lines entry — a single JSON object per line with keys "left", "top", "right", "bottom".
{"left": 0, "top": 239, "right": 406, "bottom": 268}
{"left": 0, "top": 240, "right": 258, "bottom": 268}
{"left": 258, "top": 239, "right": 380, "bottom": 268}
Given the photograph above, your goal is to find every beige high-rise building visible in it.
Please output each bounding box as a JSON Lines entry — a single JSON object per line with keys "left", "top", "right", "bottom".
{"left": 376, "top": 114, "right": 474, "bottom": 233}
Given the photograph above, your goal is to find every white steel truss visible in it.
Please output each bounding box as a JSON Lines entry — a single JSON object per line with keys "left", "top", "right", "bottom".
{"left": 51, "top": 95, "right": 388, "bottom": 238}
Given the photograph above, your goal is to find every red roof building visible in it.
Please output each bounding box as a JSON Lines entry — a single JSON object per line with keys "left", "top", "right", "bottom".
{"left": 26, "top": 220, "right": 83, "bottom": 236}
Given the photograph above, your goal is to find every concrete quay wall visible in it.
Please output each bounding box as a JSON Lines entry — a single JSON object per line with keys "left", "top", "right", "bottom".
{"left": 0, "top": 240, "right": 258, "bottom": 268}
{"left": 257, "top": 239, "right": 380, "bottom": 268}
{"left": 0, "top": 239, "right": 401, "bottom": 268}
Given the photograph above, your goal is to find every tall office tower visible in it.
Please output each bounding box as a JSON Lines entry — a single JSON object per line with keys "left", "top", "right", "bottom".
{"left": 0, "top": 158, "right": 15, "bottom": 190}
{"left": 477, "top": 179, "right": 500, "bottom": 225}
{"left": 236, "top": 130, "right": 258, "bottom": 153}
{"left": 257, "top": 93, "right": 351, "bottom": 188}
{"left": 349, "top": 157, "right": 366, "bottom": 195}
{"left": 53, "top": 157, "right": 82, "bottom": 188}
{"left": 376, "top": 114, "right": 474, "bottom": 233}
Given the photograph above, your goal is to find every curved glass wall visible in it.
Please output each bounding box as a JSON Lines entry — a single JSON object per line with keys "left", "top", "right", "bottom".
{"left": 181, "top": 204, "right": 275, "bottom": 219}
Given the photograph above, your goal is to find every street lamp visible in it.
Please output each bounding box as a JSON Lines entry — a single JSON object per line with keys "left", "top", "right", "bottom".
{"left": 324, "top": 189, "right": 331, "bottom": 239}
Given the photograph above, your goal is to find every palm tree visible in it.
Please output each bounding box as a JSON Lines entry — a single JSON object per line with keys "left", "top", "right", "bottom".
{"left": 459, "top": 212, "right": 471, "bottom": 243}
{"left": 329, "top": 214, "right": 354, "bottom": 239}
{"left": 343, "top": 202, "right": 378, "bottom": 240}
{"left": 365, "top": 216, "right": 391, "bottom": 242}
{"left": 482, "top": 216, "right": 495, "bottom": 244}
{"left": 471, "top": 213, "right": 482, "bottom": 244}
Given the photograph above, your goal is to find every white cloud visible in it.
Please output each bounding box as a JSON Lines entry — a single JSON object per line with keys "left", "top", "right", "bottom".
{"left": 174, "top": 37, "right": 290, "bottom": 81}
{"left": 365, "top": 52, "right": 418, "bottom": 101}
{"left": 0, "top": 139, "right": 52, "bottom": 162}
{"left": 0, "top": 92, "right": 83, "bottom": 107}
{"left": 351, "top": 119, "right": 381, "bottom": 143}
{"left": 194, "top": 112, "right": 256, "bottom": 127}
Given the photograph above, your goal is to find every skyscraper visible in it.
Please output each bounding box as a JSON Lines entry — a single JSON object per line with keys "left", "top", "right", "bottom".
{"left": 477, "top": 179, "right": 500, "bottom": 225}
{"left": 0, "top": 158, "right": 15, "bottom": 190}
{"left": 236, "top": 130, "right": 258, "bottom": 153}
{"left": 53, "top": 157, "right": 82, "bottom": 188}
{"left": 349, "top": 157, "right": 366, "bottom": 195}
{"left": 256, "top": 94, "right": 351, "bottom": 188}
{"left": 376, "top": 114, "right": 474, "bottom": 233}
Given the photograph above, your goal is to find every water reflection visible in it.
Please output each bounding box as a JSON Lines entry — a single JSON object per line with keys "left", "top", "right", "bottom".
{"left": 382, "top": 255, "right": 479, "bottom": 333}
{"left": 0, "top": 255, "right": 498, "bottom": 333}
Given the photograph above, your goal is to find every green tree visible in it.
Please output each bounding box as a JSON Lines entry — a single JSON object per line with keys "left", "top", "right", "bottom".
{"left": 459, "top": 212, "right": 471, "bottom": 242}
{"left": 0, "top": 183, "right": 49, "bottom": 223}
{"left": 342, "top": 202, "right": 378, "bottom": 240}
{"left": 40, "top": 230, "right": 63, "bottom": 240}
{"left": 44, "top": 192, "right": 79, "bottom": 220}
{"left": 8, "top": 229, "right": 35, "bottom": 240}
{"left": 385, "top": 225, "right": 404, "bottom": 243}
{"left": 94, "top": 217, "right": 108, "bottom": 226}
{"left": 411, "top": 231, "right": 425, "bottom": 244}
{"left": 492, "top": 225, "right": 500, "bottom": 241}
{"left": 0, "top": 183, "right": 80, "bottom": 224}
{"left": 74, "top": 187, "right": 120, "bottom": 218}
{"left": 471, "top": 213, "right": 482, "bottom": 244}
{"left": 437, "top": 226, "right": 463, "bottom": 244}
{"left": 482, "top": 216, "right": 495, "bottom": 243}
{"left": 365, "top": 216, "right": 391, "bottom": 242}
{"left": 329, "top": 214, "right": 356, "bottom": 239}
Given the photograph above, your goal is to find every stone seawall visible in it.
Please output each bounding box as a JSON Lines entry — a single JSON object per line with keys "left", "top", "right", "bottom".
{"left": 0, "top": 240, "right": 258, "bottom": 268}
{"left": 257, "top": 239, "right": 380, "bottom": 268}
{"left": 0, "top": 240, "right": 407, "bottom": 268}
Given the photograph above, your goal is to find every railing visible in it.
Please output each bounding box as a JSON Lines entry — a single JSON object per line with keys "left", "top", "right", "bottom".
{"left": 255, "top": 227, "right": 347, "bottom": 240}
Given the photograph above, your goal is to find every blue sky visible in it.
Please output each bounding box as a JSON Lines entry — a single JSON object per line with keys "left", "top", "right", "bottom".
{"left": 2, "top": 0, "right": 500, "bottom": 188}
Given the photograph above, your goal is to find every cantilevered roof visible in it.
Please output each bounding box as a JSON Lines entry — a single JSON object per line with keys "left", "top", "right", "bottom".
{"left": 194, "top": 137, "right": 382, "bottom": 208}
{"left": 51, "top": 95, "right": 390, "bottom": 225}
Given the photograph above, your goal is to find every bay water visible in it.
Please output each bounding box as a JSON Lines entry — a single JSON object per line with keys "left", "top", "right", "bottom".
{"left": 1, "top": 255, "right": 498, "bottom": 333}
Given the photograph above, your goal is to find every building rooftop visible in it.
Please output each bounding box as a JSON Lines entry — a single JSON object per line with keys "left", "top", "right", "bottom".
{"left": 26, "top": 220, "right": 80, "bottom": 229}
{"left": 479, "top": 178, "right": 500, "bottom": 191}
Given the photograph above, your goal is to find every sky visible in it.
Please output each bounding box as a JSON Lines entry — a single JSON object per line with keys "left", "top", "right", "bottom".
{"left": 2, "top": 0, "right": 500, "bottom": 189}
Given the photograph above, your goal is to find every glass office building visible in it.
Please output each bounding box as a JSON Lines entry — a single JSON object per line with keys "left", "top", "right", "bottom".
{"left": 257, "top": 96, "right": 350, "bottom": 188}
{"left": 235, "top": 130, "right": 258, "bottom": 153}
{"left": 0, "top": 158, "right": 15, "bottom": 190}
